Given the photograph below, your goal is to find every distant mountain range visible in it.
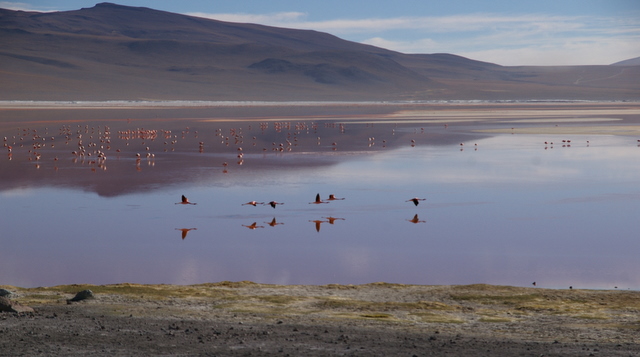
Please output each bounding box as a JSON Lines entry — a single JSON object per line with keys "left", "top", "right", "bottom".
{"left": 1, "top": 2, "right": 638, "bottom": 101}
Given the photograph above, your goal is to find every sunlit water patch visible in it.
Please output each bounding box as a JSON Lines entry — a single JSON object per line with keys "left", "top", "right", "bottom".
{"left": 1, "top": 120, "right": 639, "bottom": 290}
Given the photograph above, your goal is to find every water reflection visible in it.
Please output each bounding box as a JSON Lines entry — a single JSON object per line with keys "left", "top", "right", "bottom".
{"left": 265, "top": 218, "right": 285, "bottom": 227}
{"left": 324, "top": 216, "right": 345, "bottom": 225}
{"left": 407, "top": 214, "right": 426, "bottom": 224}
{"left": 242, "top": 222, "right": 265, "bottom": 230}
{"left": 1, "top": 117, "right": 640, "bottom": 290}
{"left": 309, "top": 219, "right": 328, "bottom": 232}
{"left": 175, "top": 228, "right": 197, "bottom": 240}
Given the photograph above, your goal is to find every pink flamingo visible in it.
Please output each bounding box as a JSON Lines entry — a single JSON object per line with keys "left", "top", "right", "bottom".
{"left": 176, "top": 195, "right": 197, "bottom": 205}
{"left": 310, "top": 193, "right": 329, "bottom": 204}
{"left": 242, "top": 201, "right": 264, "bottom": 206}
{"left": 265, "top": 201, "right": 284, "bottom": 208}
{"left": 406, "top": 198, "right": 426, "bottom": 206}
{"left": 175, "top": 228, "right": 197, "bottom": 240}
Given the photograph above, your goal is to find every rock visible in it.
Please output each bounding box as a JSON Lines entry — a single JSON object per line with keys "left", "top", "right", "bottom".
{"left": 0, "top": 289, "right": 12, "bottom": 297}
{"left": 67, "top": 289, "right": 95, "bottom": 303}
{"left": 0, "top": 296, "right": 34, "bottom": 313}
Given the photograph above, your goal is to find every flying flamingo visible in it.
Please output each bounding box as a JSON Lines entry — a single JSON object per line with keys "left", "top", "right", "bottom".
{"left": 327, "top": 194, "right": 345, "bottom": 200}
{"left": 242, "top": 201, "right": 264, "bottom": 206}
{"left": 265, "top": 201, "right": 284, "bottom": 208}
{"left": 406, "top": 198, "right": 426, "bottom": 206}
{"left": 310, "top": 193, "right": 329, "bottom": 204}
{"left": 176, "top": 195, "right": 197, "bottom": 205}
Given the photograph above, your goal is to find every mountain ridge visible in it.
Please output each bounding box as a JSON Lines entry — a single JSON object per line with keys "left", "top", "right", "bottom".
{"left": 0, "top": 3, "right": 638, "bottom": 101}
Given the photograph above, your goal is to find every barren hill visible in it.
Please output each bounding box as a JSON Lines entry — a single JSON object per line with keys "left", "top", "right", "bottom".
{"left": 1, "top": 2, "right": 638, "bottom": 101}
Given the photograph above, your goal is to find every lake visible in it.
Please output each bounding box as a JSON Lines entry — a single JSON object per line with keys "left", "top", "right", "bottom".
{"left": 2, "top": 102, "right": 640, "bottom": 290}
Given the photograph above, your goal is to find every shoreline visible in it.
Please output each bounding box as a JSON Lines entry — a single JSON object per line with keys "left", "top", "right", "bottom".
{"left": 2, "top": 99, "right": 637, "bottom": 107}
{"left": 2, "top": 282, "right": 639, "bottom": 356}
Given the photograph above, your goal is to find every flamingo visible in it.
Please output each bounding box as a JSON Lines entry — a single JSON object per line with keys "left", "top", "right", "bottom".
{"left": 310, "top": 193, "right": 329, "bottom": 204}
{"left": 242, "top": 201, "right": 264, "bottom": 206}
{"left": 265, "top": 201, "right": 284, "bottom": 208}
{"left": 406, "top": 198, "right": 426, "bottom": 206}
{"left": 175, "top": 228, "right": 197, "bottom": 240}
{"left": 327, "top": 194, "right": 345, "bottom": 201}
{"left": 176, "top": 195, "right": 197, "bottom": 205}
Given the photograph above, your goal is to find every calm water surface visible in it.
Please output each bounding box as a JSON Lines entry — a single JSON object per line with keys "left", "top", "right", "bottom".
{"left": 2, "top": 117, "right": 639, "bottom": 289}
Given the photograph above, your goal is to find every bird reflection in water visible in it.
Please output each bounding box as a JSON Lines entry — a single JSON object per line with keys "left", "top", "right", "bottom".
{"left": 265, "top": 217, "right": 284, "bottom": 227}
{"left": 242, "top": 222, "right": 265, "bottom": 229}
{"left": 309, "top": 219, "right": 328, "bottom": 232}
{"left": 323, "top": 216, "right": 345, "bottom": 225}
{"left": 175, "top": 228, "right": 197, "bottom": 240}
{"left": 407, "top": 214, "right": 425, "bottom": 224}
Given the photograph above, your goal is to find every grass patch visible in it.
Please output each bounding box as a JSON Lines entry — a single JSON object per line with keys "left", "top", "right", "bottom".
{"left": 451, "top": 293, "right": 542, "bottom": 305}
{"left": 14, "top": 283, "right": 238, "bottom": 302}
{"left": 314, "top": 297, "right": 456, "bottom": 312}
{"left": 478, "top": 317, "right": 513, "bottom": 323}
{"left": 411, "top": 312, "right": 464, "bottom": 324}
{"left": 253, "top": 295, "right": 300, "bottom": 305}
{"left": 574, "top": 314, "right": 609, "bottom": 320}
{"left": 360, "top": 313, "right": 392, "bottom": 319}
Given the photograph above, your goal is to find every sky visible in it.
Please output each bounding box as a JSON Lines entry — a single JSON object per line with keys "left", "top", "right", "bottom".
{"left": 1, "top": 0, "right": 639, "bottom": 66}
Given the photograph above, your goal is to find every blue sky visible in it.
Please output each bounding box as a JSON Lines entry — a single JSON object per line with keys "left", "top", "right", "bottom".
{"left": 2, "top": 0, "right": 639, "bottom": 66}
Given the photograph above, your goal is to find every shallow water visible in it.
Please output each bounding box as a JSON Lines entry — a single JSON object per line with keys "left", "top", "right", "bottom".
{"left": 2, "top": 117, "right": 640, "bottom": 289}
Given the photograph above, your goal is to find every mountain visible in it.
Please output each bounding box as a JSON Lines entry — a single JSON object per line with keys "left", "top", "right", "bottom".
{"left": 611, "top": 57, "right": 640, "bottom": 66}
{"left": 0, "top": 2, "right": 638, "bottom": 101}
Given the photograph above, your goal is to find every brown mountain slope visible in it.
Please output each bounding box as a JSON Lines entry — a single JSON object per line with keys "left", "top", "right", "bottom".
{"left": 0, "top": 3, "right": 638, "bottom": 101}
{"left": 611, "top": 56, "right": 640, "bottom": 66}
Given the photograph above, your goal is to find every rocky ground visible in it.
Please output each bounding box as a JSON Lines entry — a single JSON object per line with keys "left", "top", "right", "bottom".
{"left": 1, "top": 282, "right": 639, "bottom": 356}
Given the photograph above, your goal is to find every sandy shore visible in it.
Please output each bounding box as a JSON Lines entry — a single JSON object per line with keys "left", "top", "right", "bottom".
{"left": 1, "top": 283, "right": 639, "bottom": 356}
